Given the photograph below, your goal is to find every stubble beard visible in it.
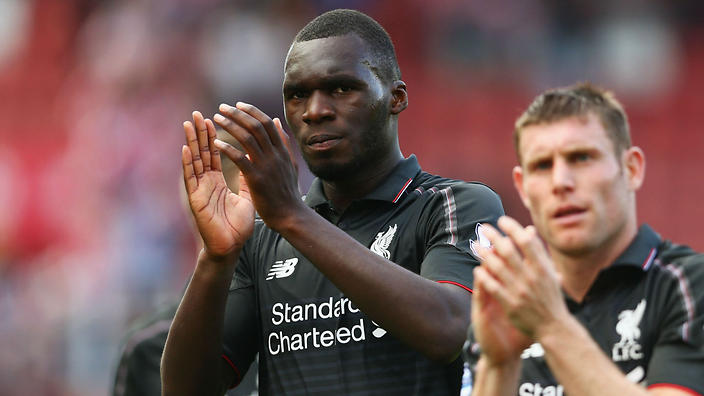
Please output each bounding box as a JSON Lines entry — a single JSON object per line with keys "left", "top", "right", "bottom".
{"left": 305, "top": 105, "right": 392, "bottom": 182}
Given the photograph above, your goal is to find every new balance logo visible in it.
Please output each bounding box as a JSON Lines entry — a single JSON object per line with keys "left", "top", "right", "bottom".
{"left": 266, "top": 258, "right": 299, "bottom": 280}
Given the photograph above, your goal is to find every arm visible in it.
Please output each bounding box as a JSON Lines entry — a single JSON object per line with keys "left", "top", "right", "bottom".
{"left": 213, "top": 102, "right": 501, "bottom": 361}
{"left": 272, "top": 199, "right": 472, "bottom": 361}
{"left": 161, "top": 112, "right": 256, "bottom": 395}
{"left": 478, "top": 216, "right": 694, "bottom": 396}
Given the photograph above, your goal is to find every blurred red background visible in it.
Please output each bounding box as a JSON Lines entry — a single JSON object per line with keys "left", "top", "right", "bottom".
{"left": 0, "top": 0, "right": 701, "bottom": 394}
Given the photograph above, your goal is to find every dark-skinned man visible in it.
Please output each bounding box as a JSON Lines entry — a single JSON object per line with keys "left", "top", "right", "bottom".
{"left": 162, "top": 9, "right": 503, "bottom": 395}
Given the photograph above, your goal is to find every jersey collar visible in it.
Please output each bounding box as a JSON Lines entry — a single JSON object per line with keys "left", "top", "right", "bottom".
{"left": 610, "top": 224, "right": 661, "bottom": 271}
{"left": 303, "top": 155, "right": 421, "bottom": 209}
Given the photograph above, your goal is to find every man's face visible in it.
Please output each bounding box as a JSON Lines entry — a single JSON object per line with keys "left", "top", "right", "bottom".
{"left": 513, "top": 115, "right": 639, "bottom": 256}
{"left": 282, "top": 33, "right": 395, "bottom": 181}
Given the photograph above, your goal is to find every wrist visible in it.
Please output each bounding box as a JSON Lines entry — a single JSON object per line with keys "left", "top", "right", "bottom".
{"left": 197, "top": 248, "right": 240, "bottom": 278}
{"left": 477, "top": 354, "right": 522, "bottom": 381}
{"left": 201, "top": 245, "right": 240, "bottom": 262}
{"left": 265, "top": 202, "right": 310, "bottom": 235}
{"left": 534, "top": 312, "right": 579, "bottom": 352}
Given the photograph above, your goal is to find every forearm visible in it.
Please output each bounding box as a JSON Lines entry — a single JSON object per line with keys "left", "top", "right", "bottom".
{"left": 539, "top": 315, "right": 649, "bottom": 396}
{"left": 472, "top": 356, "right": 522, "bottom": 396}
{"left": 161, "top": 249, "right": 238, "bottom": 396}
{"left": 276, "top": 207, "right": 470, "bottom": 361}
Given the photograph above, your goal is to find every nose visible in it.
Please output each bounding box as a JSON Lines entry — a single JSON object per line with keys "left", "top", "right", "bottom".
{"left": 302, "top": 90, "right": 335, "bottom": 124}
{"left": 552, "top": 158, "right": 575, "bottom": 194}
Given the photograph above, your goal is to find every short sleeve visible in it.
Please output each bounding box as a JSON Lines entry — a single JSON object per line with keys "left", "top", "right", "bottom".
{"left": 646, "top": 256, "right": 704, "bottom": 394}
{"left": 419, "top": 182, "right": 504, "bottom": 291}
{"left": 221, "top": 239, "right": 261, "bottom": 388}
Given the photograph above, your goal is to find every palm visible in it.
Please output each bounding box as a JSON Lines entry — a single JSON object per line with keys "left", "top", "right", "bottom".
{"left": 473, "top": 279, "right": 531, "bottom": 364}
{"left": 181, "top": 112, "right": 255, "bottom": 259}
{"left": 189, "top": 170, "right": 254, "bottom": 257}
{"left": 476, "top": 297, "right": 531, "bottom": 363}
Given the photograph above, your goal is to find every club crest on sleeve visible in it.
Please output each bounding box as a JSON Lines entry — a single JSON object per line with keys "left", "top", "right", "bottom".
{"left": 469, "top": 223, "right": 491, "bottom": 260}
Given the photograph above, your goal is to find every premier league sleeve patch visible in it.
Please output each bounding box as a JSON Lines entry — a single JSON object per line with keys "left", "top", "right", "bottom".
{"left": 469, "top": 223, "right": 492, "bottom": 260}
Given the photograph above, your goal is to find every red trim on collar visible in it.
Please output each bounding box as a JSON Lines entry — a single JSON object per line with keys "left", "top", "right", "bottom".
{"left": 221, "top": 354, "right": 242, "bottom": 388}
{"left": 393, "top": 178, "right": 413, "bottom": 203}
{"left": 642, "top": 247, "right": 657, "bottom": 270}
{"left": 437, "top": 280, "right": 473, "bottom": 294}
{"left": 648, "top": 383, "right": 701, "bottom": 396}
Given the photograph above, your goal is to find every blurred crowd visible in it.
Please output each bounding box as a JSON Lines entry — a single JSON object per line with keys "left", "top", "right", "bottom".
{"left": 0, "top": 0, "right": 702, "bottom": 394}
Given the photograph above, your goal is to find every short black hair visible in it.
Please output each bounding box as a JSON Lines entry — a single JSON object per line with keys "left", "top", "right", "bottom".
{"left": 293, "top": 9, "right": 401, "bottom": 82}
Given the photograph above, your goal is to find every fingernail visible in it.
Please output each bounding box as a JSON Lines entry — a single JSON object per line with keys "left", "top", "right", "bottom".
{"left": 213, "top": 114, "right": 225, "bottom": 122}
{"left": 219, "top": 103, "right": 233, "bottom": 112}
{"left": 213, "top": 138, "right": 225, "bottom": 147}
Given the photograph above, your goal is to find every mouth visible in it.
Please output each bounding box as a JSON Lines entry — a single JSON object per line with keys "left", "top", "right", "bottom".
{"left": 552, "top": 205, "right": 587, "bottom": 222}
{"left": 305, "top": 134, "right": 342, "bottom": 150}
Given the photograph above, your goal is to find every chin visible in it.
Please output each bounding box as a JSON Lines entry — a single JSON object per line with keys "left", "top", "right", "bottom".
{"left": 553, "top": 236, "right": 598, "bottom": 257}
{"left": 308, "top": 160, "right": 357, "bottom": 181}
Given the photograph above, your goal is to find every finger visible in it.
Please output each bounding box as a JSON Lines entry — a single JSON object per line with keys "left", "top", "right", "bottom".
{"left": 217, "top": 102, "right": 274, "bottom": 157}
{"left": 472, "top": 267, "right": 488, "bottom": 308}
{"left": 480, "top": 248, "right": 517, "bottom": 289}
{"left": 273, "top": 117, "right": 299, "bottom": 175}
{"left": 480, "top": 223, "right": 524, "bottom": 273}
{"left": 213, "top": 138, "right": 254, "bottom": 176}
{"left": 193, "top": 111, "right": 211, "bottom": 171}
{"left": 473, "top": 265, "right": 514, "bottom": 310}
{"left": 181, "top": 145, "right": 198, "bottom": 194}
{"left": 205, "top": 119, "right": 221, "bottom": 172}
{"left": 237, "top": 169, "right": 252, "bottom": 202}
{"left": 184, "top": 119, "right": 204, "bottom": 177}
{"left": 213, "top": 110, "right": 265, "bottom": 161}
{"left": 497, "top": 216, "right": 550, "bottom": 269}
{"left": 235, "top": 101, "right": 282, "bottom": 148}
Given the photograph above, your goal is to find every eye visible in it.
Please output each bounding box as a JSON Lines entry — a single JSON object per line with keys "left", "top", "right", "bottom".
{"left": 532, "top": 159, "right": 552, "bottom": 171}
{"left": 332, "top": 85, "right": 352, "bottom": 94}
{"left": 570, "top": 152, "right": 591, "bottom": 163}
{"left": 290, "top": 91, "right": 307, "bottom": 100}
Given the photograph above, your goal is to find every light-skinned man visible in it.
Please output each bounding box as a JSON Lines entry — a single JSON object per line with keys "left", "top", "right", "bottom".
{"left": 467, "top": 83, "right": 704, "bottom": 396}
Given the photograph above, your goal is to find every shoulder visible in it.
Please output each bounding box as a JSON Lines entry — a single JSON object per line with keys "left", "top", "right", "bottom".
{"left": 652, "top": 240, "right": 704, "bottom": 317}
{"left": 414, "top": 172, "right": 502, "bottom": 203}
{"left": 657, "top": 240, "right": 704, "bottom": 277}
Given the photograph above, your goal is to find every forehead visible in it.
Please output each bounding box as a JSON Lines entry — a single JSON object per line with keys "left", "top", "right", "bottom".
{"left": 519, "top": 115, "right": 615, "bottom": 160}
{"left": 284, "top": 33, "right": 375, "bottom": 83}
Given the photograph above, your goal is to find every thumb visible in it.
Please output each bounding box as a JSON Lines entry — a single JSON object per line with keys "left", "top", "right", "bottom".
{"left": 273, "top": 117, "right": 299, "bottom": 176}
{"left": 237, "top": 170, "right": 252, "bottom": 203}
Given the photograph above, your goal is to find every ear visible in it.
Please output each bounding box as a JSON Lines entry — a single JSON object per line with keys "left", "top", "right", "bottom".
{"left": 622, "top": 146, "right": 646, "bottom": 191}
{"left": 512, "top": 165, "right": 531, "bottom": 209}
{"left": 390, "top": 80, "right": 408, "bottom": 114}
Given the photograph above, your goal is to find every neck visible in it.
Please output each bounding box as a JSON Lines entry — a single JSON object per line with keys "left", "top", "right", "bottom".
{"left": 551, "top": 220, "right": 639, "bottom": 302}
{"left": 322, "top": 151, "right": 403, "bottom": 212}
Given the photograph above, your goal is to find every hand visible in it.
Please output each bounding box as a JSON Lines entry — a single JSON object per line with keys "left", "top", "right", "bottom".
{"left": 213, "top": 102, "right": 302, "bottom": 230}
{"left": 472, "top": 264, "right": 532, "bottom": 366}
{"left": 478, "top": 216, "right": 569, "bottom": 339}
{"left": 182, "top": 111, "right": 255, "bottom": 259}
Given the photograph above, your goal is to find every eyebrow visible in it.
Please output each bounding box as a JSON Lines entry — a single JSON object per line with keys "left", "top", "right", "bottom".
{"left": 283, "top": 74, "right": 367, "bottom": 93}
